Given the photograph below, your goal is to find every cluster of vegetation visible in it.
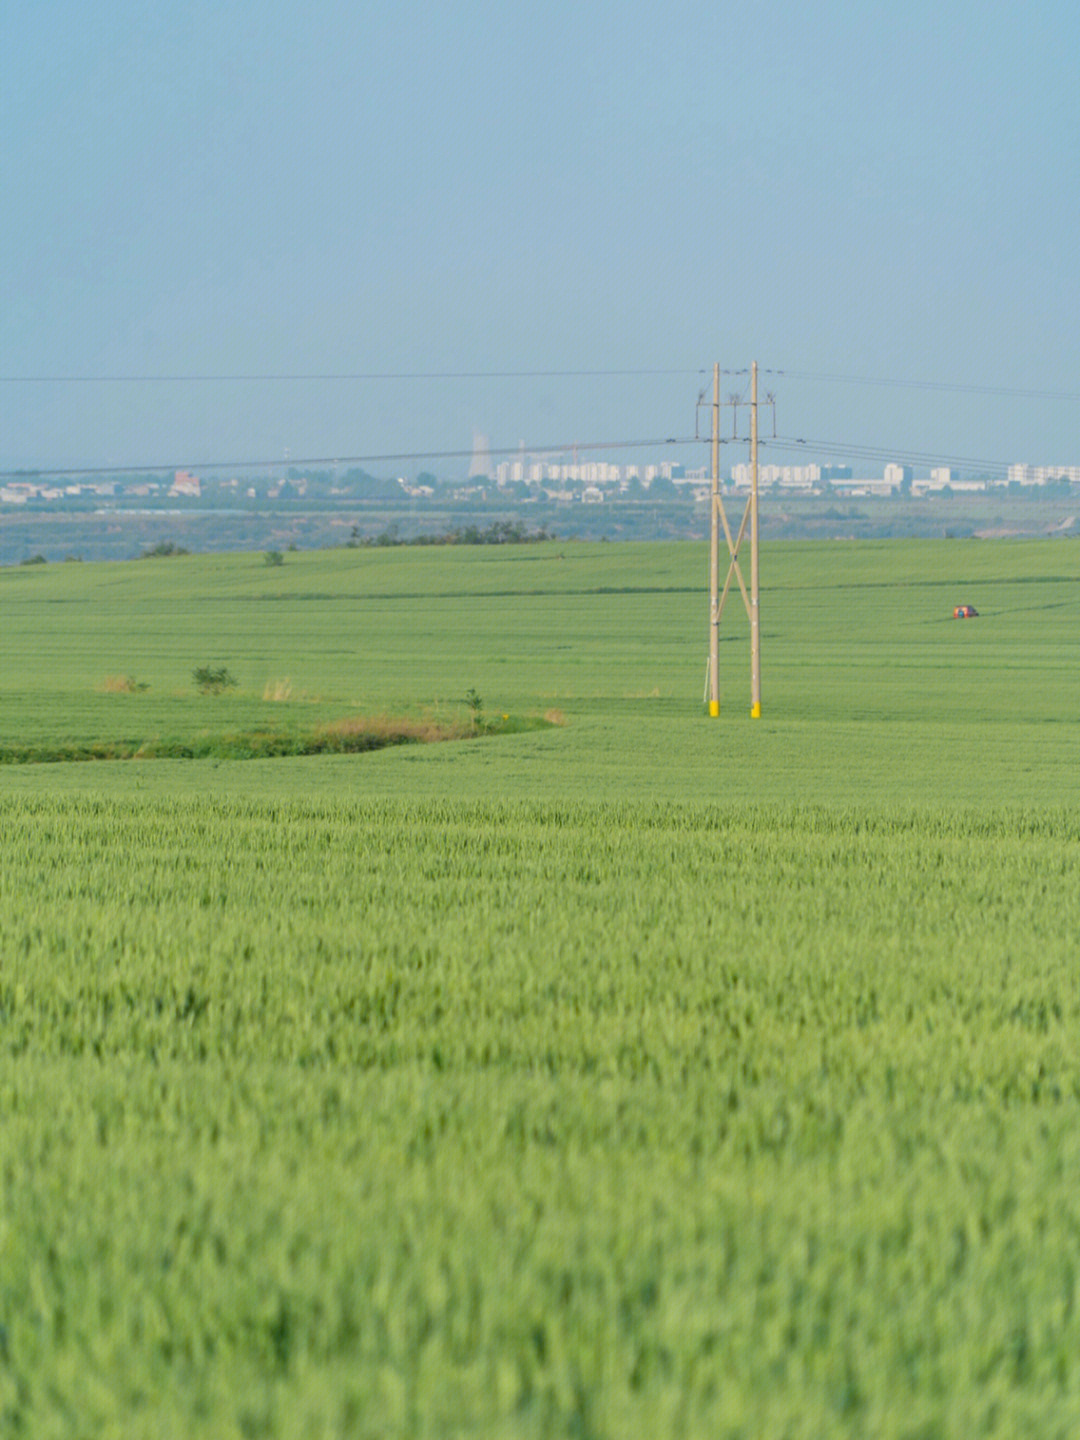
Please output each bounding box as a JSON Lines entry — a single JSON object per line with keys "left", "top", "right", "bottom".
{"left": 0, "top": 710, "right": 543, "bottom": 765}
{"left": 192, "top": 665, "right": 238, "bottom": 695}
{"left": 348, "top": 520, "right": 555, "bottom": 548}
{"left": 139, "top": 540, "right": 190, "bottom": 558}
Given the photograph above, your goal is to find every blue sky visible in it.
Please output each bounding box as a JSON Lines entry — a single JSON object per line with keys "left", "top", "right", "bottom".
{"left": 2, "top": 0, "right": 1078, "bottom": 475}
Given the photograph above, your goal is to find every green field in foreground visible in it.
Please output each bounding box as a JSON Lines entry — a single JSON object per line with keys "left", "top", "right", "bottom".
{"left": 2, "top": 538, "right": 1080, "bottom": 1438}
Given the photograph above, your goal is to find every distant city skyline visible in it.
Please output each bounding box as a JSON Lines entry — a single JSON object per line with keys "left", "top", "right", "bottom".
{"left": 7, "top": 448, "right": 1080, "bottom": 510}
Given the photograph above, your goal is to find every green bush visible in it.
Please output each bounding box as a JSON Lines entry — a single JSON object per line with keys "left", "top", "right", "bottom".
{"left": 140, "top": 541, "right": 189, "bottom": 558}
{"left": 192, "top": 665, "right": 238, "bottom": 695}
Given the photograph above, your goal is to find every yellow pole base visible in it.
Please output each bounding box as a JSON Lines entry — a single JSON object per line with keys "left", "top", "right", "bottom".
{"left": 708, "top": 700, "right": 720, "bottom": 717}
{"left": 750, "top": 702, "right": 762, "bottom": 719}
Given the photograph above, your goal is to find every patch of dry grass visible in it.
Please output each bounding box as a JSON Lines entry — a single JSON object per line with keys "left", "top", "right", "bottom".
{"left": 99, "top": 675, "right": 148, "bottom": 694}
{"left": 316, "top": 714, "right": 470, "bottom": 746}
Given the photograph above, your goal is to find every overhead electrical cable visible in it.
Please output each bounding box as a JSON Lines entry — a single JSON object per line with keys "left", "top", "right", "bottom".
{"left": 0, "top": 434, "right": 702, "bottom": 481}
{"left": 766, "top": 435, "right": 1010, "bottom": 472}
{"left": 6, "top": 367, "right": 1065, "bottom": 399}
{"left": 0, "top": 368, "right": 708, "bottom": 384}
{"left": 766, "top": 371, "right": 1079, "bottom": 403}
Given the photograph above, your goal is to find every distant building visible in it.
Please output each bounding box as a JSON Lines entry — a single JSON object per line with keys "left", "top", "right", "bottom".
{"left": 1009, "top": 463, "right": 1080, "bottom": 485}
{"left": 673, "top": 466, "right": 709, "bottom": 486}
{"left": 170, "top": 470, "right": 201, "bottom": 498}
{"left": 494, "top": 459, "right": 526, "bottom": 487}
{"left": 0, "top": 482, "right": 35, "bottom": 504}
{"left": 831, "top": 476, "right": 900, "bottom": 497}
{"left": 468, "top": 432, "right": 492, "bottom": 480}
{"left": 731, "top": 463, "right": 821, "bottom": 490}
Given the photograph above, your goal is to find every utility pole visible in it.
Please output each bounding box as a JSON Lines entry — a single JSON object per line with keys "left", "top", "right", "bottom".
{"left": 703, "top": 361, "right": 770, "bottom": 718}
{"left": 750, "top": 360, "right": 762, "bottom": 718}
{"left": 708, "top": 363, "right": 720, "bottom": 716}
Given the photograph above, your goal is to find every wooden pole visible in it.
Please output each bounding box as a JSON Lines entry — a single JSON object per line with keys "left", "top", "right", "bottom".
{"left": 709, "top": 363, "right": 720, "bottom": 716}
{"left": 749, "top": 360, "right": 762, "bottom": 718}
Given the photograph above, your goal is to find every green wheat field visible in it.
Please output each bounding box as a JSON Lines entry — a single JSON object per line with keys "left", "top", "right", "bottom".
{"left": 2, "top": 538, "right": 1080, "bottom": 1438}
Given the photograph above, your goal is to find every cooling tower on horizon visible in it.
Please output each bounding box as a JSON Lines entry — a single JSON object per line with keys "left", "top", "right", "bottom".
{"left": 468, "top": 431, "right": 492, "bottom": 480}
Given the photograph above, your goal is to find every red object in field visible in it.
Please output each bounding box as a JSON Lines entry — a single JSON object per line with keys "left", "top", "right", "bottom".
{"left": 953, "top": 605, "right": 979, "bottom": 619}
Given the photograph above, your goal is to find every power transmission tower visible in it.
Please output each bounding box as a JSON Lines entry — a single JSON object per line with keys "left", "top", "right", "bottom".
{"left": 705, "top": 361, "right": 769, "bottom": 718}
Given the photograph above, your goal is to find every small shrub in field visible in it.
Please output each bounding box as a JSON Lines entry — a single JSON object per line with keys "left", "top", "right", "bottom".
{"left": 193, "top": 665, "right": 238, "bottom": 695}
{"left": 20, "top": 554, "right": 47, "bottom": 566}
{"left": 264, "top": 550, "right": 284, "bottom": 567}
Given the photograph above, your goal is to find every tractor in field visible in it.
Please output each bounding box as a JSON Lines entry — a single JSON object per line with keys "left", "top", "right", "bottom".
{"left": 953, "top": 604, "right": 979, "bottom": 619}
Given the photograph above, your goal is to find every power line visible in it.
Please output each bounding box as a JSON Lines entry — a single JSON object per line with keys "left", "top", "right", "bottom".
{"left": 4, "top": 367, "right": 1068, "bottom": 400}
{"left": 770, "top": 371, "right": 1080, "bottom": 403}
{"left": 0, "top": 434, "right": 701, "bottom": 481}
{"left": 0, "top": 368, "right": 707, "bottom": 384}
{"left": 767, "top": 435, "right": 1010, "bottom": 473}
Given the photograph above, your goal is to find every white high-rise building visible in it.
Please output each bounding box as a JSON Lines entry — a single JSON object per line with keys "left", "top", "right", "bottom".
{"left": 1009, "top": 464, "right": 1080, "bottom": 485}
